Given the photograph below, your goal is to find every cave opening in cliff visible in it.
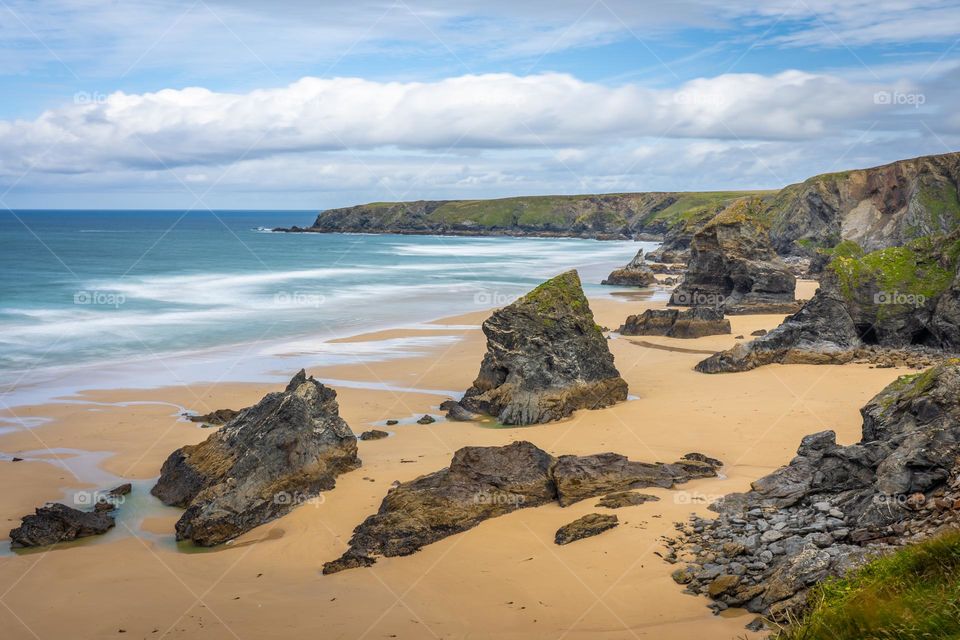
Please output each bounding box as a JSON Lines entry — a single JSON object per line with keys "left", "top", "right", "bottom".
{"left": 856, "top": 324, "right": 879, "bottom": 344}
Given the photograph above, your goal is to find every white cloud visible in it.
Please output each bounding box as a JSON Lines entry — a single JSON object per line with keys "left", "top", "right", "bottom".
{"left": 0, "top": 70, "right": 917, "bottom": 179}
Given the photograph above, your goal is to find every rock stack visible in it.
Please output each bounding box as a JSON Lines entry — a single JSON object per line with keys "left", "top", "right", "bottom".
{"left": 445, "top": 270, "right": 628, "bottom": 425}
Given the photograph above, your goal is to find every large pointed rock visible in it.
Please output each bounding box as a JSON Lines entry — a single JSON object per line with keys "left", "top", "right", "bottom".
{"left": 451, "top": 270, "right": 628, "bottom": 425}
{"left": 151, "top": 370, "right": 359, "bottom": 546}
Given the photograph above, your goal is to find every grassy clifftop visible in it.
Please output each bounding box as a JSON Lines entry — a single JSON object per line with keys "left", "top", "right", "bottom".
{"left": 302, "top": 190, "right": 772, "bottom": 239}
{"left": 288, "top": 151, "right": 960, "bottom": 249}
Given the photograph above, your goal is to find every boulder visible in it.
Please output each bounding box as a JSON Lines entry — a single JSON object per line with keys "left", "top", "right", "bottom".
{"left": 323, "top": 442, "right": 723, "bottom": 572}
{"left": 670, "top": 201, "right": 799, "bottom": 314}
{"left": 359, "top": 429, "right": 389, "bottom": 441}
{"left": 601, "top": 249, "right": 656, "bottom": 287}
{"left": 554, "top": 514, "right": 619, "bottom": 545}
{"left": 10, "top": 503, "right": 115, "bottom": 548}
{"left": 448, "top": 270, "right": 628, "bottom": 425}
{"left": 151, "top": 370, "right": 360, "bottom": 546}
{"left": 440, "top": 399, "right": 481, "bottom": 421}
{"left": 619, "top": 307, "right": 731, "bottom": 339}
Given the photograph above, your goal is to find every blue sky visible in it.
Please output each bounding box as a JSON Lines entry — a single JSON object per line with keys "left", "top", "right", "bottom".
{"left": 0, "top": 0, "right": 958, "bottom": 208}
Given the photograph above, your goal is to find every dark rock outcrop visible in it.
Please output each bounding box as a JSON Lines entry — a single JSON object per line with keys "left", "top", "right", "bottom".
{"left": 667, "top": 361, "right": 960, "bottom": 619}
{"left": 440, "top": 399, "right": 481, "bottom": 421}
{"left": 670, "top": 201, "right": 799, "bottom": 314}
{"left": 552, "top": 452, "right": 720, "bottom": 507}
{"left": 152, "top": 370, "right": 360, "bottom": 546}
{"left": 595, "top": 491, "right": 660, "bottom": 508}
{"left": 185, "top": 408, "right": 240, "bottom": 426}
{"left": 359, "top": 429, "right": 389, "bottom": 441}
{"left": 618, "top": 307, "right": 730, "bottom": 339}
{"left": 555, "top": 513, "right": 619, "bottom": 545}
{"left": 323, "top": 442, "right": 722, "bottom": 573}
{"left": 601, "top": 249, "right": 656, "bottom": 287}
{"left": 696, "top": 233, "right": 960, "bottom": 373}
{"left": 447, "top": 270, "right": 628, "bottom": 425}
{"left": 10, "top": 503, "right": 115, "bottom": 548}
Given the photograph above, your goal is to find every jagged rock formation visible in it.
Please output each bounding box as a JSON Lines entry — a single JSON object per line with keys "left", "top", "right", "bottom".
{"left": 555, "top": 514, "right": 619, "bottom": 545}
{"left": 9, "top": 484, "right": 132, "bottom": 548}
{"left": 696, "top": 233, "right": 960, "bottom": 373}
{"left": 152, "top": 370, "right": 360, "bottom": 546}
{"left": 666, "top": 361, "right": 960, "bottom": 620}
{"left": 601, "top": 248, "right": 656, "bottom": 286}
{"left": 618, "top": 307, "right": 730, "bottom": 339}
{"left": 670, "top": 201, "right": 799, "bottom": 314}
{"left": 445, "top": 270, "right": 628, "bottom": 425}
{"left": 323, "top": 442, "right": 722, "bottom": 573}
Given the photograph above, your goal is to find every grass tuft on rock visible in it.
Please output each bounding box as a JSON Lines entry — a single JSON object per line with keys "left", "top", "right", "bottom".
{"left": 777, "top": 530, "right": 960, "bottom": 640}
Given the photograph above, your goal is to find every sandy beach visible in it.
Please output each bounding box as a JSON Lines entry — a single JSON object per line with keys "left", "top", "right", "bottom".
{"left": 0, "top": 281, "right": 909, "bottom": 640}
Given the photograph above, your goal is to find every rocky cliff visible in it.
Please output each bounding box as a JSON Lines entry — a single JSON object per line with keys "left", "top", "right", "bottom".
{"left": 152, "top": 370, "right": 360, "bottom": 546}
{"left": 667, "top": 360, "right": 960, "bottom": 621}
{"left": 446, "top": 270, "right": 628, "bottom": 425}
{"left": 275, "top": 152, "right": 960, "bottom": 251}
{"left": 696, "top": 232, "right": 960, "bottom": 373}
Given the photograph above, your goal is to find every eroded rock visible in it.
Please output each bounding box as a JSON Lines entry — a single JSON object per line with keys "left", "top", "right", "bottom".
{"left": 601, "top": 249, "right": 656, "bottom": 287}
{"left": 619, "top": 307, "right": 730, "bottom": 339}
{"left": 448, "top": 270, "right": 628, "bottom": 425}
{"left": 555, "top": 513, "right": 619, "bottom": 545}
{"left": 10, "top": 503, "right": 115, "bottom": 548}
{"left": 152, "top": 370, "right": 360, "bottom": 546}
{"left": 324, "top": 442, "right": 722, "bottom": 572}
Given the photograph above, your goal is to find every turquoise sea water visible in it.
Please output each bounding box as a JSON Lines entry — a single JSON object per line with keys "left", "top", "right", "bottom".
{"left": 0, "top": 210, "right": 654, "bottom": 406}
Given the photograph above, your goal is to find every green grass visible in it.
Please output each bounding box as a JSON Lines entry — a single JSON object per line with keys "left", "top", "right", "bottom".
{"left": 917, "top": 181, "right": 960, "bottom": 230}
{"left": 777, "top": 531, "right": 960, "bottom": 640}
{"left": 828, "top": 235, "right": 958, "bottom": 305}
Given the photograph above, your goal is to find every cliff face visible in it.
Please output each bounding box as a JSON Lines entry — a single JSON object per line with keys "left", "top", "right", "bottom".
{"left": 281, "top": 152, "right": 960, "bottom": 251}
{"left": 768, "top": 152, "right": 960, "bottom": 254}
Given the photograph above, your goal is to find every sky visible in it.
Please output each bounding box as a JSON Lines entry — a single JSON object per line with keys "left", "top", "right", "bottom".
{"left": 0, "top": 0, "right": 958, "bottom": 209}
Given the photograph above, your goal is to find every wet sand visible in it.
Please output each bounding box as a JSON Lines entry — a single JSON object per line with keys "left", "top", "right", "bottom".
{"left": 0, "top": 281, "right": 908, "bottom": 639}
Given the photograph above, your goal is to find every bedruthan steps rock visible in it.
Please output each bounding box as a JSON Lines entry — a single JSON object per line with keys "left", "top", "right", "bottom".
{"left": 618, "top": 307, "right": 731, "bottom": 339}
{"left": 152, "top": 370, "right": 360, "bottom": 546}
{"left": 323, "top": 442, "right": 722, "bottom": 573}
{"left": 669, "top": 200, "right": 800, "bottom": 315}
{"left": 666, "top": 360, "right": 960, "bottom": 620}
{"left": 444, "top": 270, "right": 628, "bottom": 425}
{"left": 601, "top": 248, "right": 656, "bottom": 287}
{"left": 696, "top": 233, "right": 960, "bottom": 373}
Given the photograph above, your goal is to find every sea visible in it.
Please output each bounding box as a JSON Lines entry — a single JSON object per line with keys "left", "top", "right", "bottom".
{"left": 0, "top": 210, "right": 659, "bottom": 407}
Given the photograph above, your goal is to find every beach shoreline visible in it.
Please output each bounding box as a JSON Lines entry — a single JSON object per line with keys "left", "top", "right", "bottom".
{"left": 0, "top": 281, "right": 912, "bottom": 639}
